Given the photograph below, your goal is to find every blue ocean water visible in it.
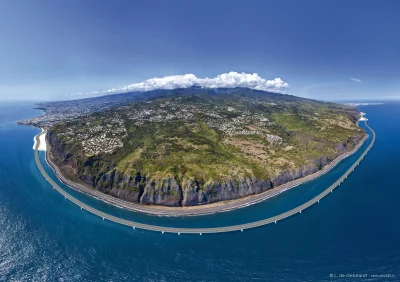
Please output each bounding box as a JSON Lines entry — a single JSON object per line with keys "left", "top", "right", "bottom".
{"left": 0, "top": 102, "right": 399, "bottom": 281}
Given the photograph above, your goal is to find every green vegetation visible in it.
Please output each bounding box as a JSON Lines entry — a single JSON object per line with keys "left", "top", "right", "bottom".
{"left": 49, "top": 87, "right": 364, "bottom": 190}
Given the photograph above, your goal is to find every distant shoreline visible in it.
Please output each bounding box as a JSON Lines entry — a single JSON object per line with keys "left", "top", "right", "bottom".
{"left": 41, "top": 125, "right": 369, "bottom": 217}
{"left": 344, "top": 102, "right": 384, "bottom": 106}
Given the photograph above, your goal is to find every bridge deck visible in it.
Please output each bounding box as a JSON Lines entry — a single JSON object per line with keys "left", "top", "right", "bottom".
{"left": 34, "top": 121, "right": 375, "bottom": 234}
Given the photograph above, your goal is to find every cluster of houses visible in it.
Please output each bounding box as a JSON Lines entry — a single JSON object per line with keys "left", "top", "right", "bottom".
{"left": 120, "top": 98, "right": 282, "bottom": 142}
{"left": 55, "top": 97, "right": 285, "bottom": 156}
{"left": 56, "top": 115, "right": 127, "bottom": 155}
{"left": 81, "top": 134, "right": 124, "bottom": 155}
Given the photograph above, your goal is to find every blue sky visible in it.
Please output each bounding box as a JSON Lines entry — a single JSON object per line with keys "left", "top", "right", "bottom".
{"left": 0, "top": 0, "right": 399, "bottom": 101}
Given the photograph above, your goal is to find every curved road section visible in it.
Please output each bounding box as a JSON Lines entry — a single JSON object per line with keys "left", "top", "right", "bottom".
{"left": 34, "top": 121, "right": 375, "bottom": 234}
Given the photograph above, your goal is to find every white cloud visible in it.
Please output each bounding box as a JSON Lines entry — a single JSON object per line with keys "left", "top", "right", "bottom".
{"left": 350, "top": 77, "right": 363, "bottom": 83}
{"left": 70, "top": 72, "right": 289, "bottom": 96}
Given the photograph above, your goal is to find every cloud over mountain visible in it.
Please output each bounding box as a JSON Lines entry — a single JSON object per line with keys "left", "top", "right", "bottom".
{"left": 70, "top": 72, "right": 289, "bottom": 96}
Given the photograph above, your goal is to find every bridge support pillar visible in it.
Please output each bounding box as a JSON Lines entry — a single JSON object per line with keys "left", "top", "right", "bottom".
{"left": 162, "top": 231, "right": 164, "bottom": 234}
{"left": 132, "top": 226, "right": 135, "bottom": 229}
{"left": 178, "top": 232, "right": 180, "bottom": 235}
{"left": 102, "top": 217, "right": 104, "bottom": 220}
{"left": 241, "top": 229, "right": 243, "bottom": 232}
{"left": 199, "top": 233, "right": 202, "bottom": 235}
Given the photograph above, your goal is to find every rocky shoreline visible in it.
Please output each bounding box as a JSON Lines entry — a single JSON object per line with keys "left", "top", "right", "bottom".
{"left": 44, "top": 131, "right": 368, "bottom": 217}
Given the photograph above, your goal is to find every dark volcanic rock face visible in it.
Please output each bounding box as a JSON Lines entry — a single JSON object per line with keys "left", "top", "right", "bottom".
{"left": 98, "top": 170, "right": 143, "bottom": 203}
{"left": 271, "top": 156, "right": 329, "bottom": 187}
{"left": 140, "top": 178, "right": 182, "bottom": 207}
{"left": 182, "top": 178, "right": 272, "bottom": 206}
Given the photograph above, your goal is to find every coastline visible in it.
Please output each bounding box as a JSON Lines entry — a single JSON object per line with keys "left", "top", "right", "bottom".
{"left": 32, "top": 120, "right": 376, "bottom": 233}
{"left": 42, "top": 127, "right": 369, "bottom": 217}
{"left": 32, "top": 128, "right": 47, "bottom": 151}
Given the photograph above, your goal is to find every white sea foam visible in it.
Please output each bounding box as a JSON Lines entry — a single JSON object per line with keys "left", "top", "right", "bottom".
{"left": 359, "top": 112, "right": 368, "bottom": 121}
{"left": 33, "top": 129, "right": 47, "bottom": 151}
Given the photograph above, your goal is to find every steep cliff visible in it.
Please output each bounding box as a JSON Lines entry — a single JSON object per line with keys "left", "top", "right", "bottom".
{"left": 46, "top": 87, "right": 365, "bottom": 207}
{"left": 48, "top": 131, "right": 363, "bottom": 207}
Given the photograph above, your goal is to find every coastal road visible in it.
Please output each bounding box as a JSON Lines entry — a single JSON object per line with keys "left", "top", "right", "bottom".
{"left": 43, "top": 130, "right": 369, "bottom": 217}
{"left": 34, "top": 121, "right": 375, "bottom": 234}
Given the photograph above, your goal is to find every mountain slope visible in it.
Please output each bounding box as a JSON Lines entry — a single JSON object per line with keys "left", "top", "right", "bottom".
{"left": 47, "top": 88, "right": 364, "bottom": 206}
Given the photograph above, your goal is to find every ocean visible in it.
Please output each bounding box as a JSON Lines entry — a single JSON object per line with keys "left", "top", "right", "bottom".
{"left": 0, "top": 102, "right": 399, "bottom": 281}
